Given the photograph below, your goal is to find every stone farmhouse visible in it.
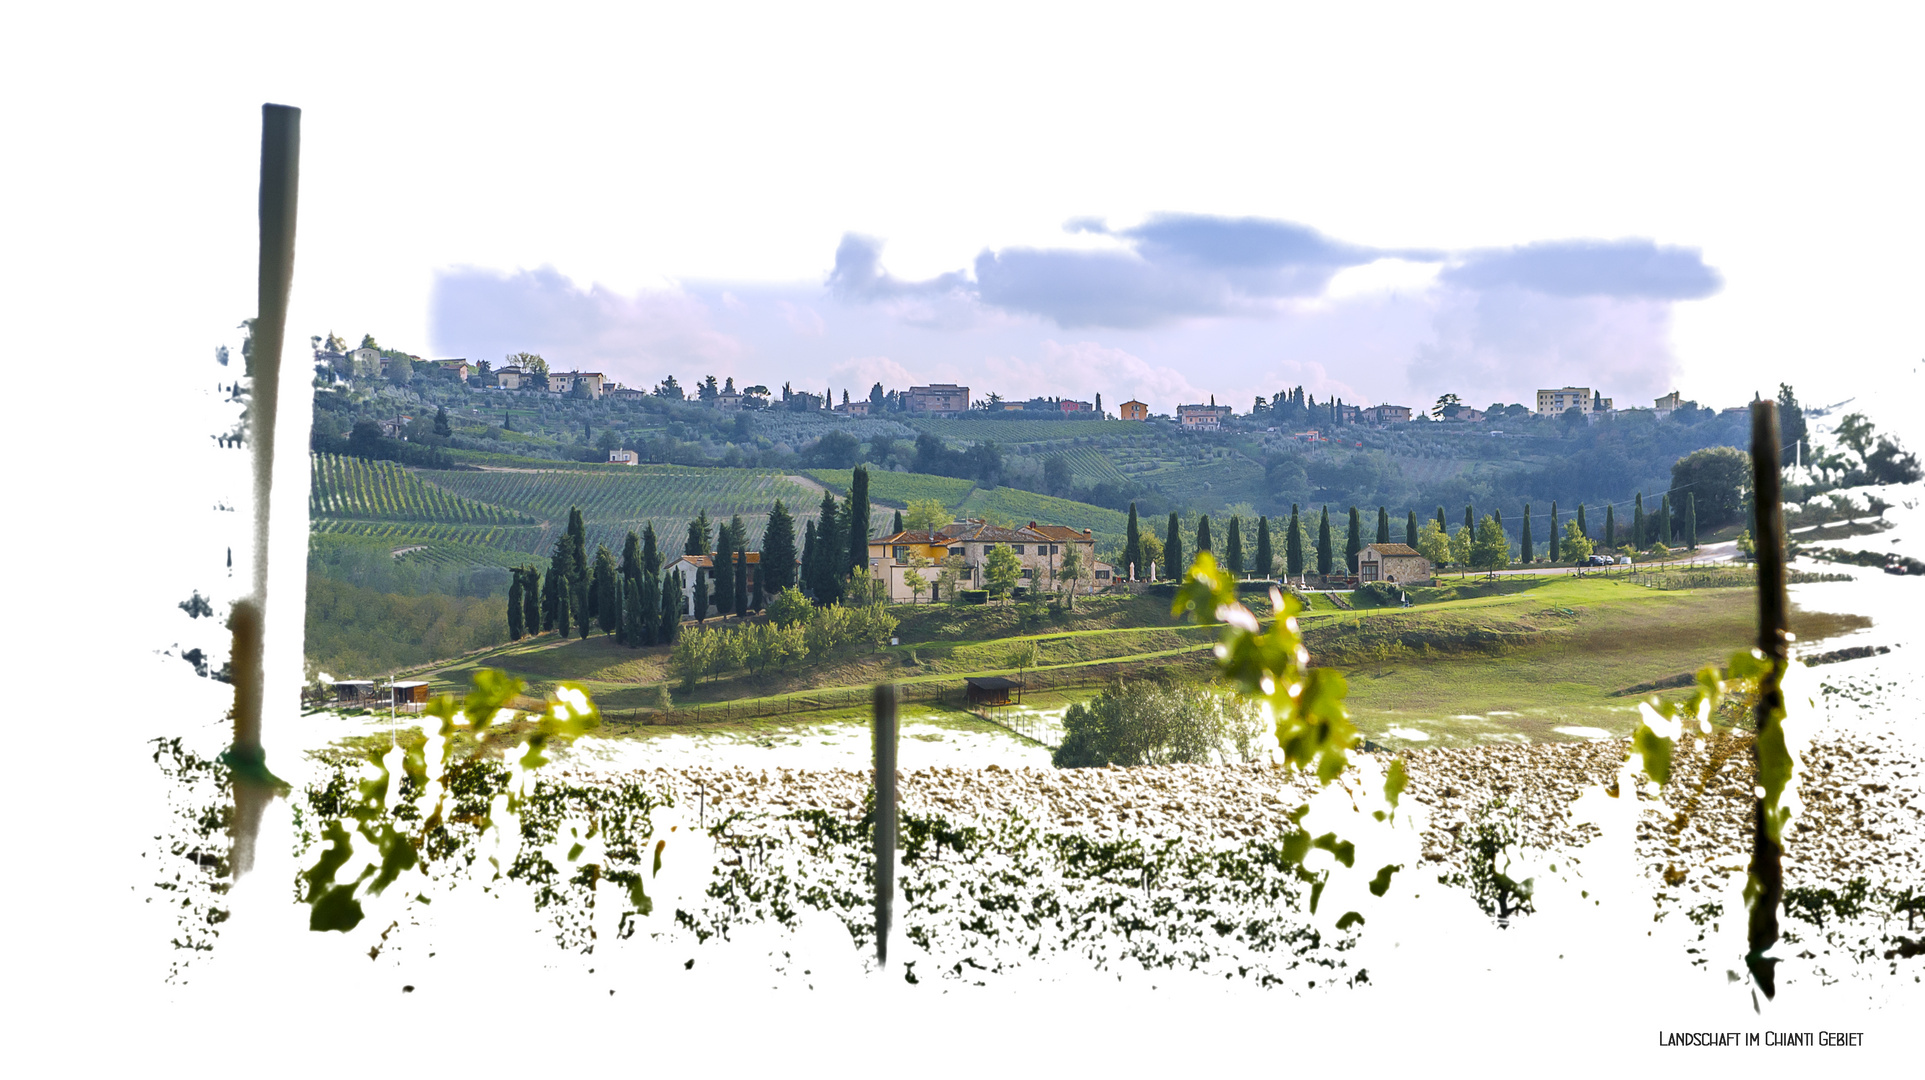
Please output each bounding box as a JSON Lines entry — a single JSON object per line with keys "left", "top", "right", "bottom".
{"left": 906, "top": 384, "right": 970, "bottom": 416}
{"left": 1177, "top": 402, "right": 1235, "bottom": 430}
{"left": 665, "top": 551, "right": 771, "bottom": 619}
{"left": 548, "top": 371, "right": 606, "bottom": 399}
{"left": 865, "top": 519, "right": 1113, "bottom": 602}
{"left": 1357, "top": 542, "right": 1432, "bottom": 585}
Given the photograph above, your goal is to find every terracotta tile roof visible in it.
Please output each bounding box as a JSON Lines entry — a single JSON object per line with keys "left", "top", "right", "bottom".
{"left": 1026, "top": 522, "right": 1094, "bottom": 542}
{"left": 1364, "top": 543, "right": 1422, "bottom": 557}
{"left": 669, "top": 551, "right": 765, "bottom": 569}
{"left": 872, "top": 531, "right": 950, "bottom": 545}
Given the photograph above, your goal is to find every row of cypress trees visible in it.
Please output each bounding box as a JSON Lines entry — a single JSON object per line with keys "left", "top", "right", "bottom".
{"left": 1115, "top": 492, "right": 1702, "bottom": 582}
{"left": 504, "top": 471, "right": 884, "bottom": 648}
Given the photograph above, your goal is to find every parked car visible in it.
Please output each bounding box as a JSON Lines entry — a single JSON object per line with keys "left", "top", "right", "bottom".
{"left": 1585, "top": 554, "right": 1613, "bottom": 566}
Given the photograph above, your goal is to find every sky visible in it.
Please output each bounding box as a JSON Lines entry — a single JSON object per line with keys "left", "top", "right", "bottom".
{"left": 9, "top": 2, "right": 1921, "bottom": 426}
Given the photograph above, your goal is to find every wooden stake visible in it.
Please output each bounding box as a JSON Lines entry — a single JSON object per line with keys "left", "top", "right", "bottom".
{"left": 1747, "top": 400, "right": 1788, "bottom": 998}
{"left": 873, "top": 682, "right": 898, "bottom": 967}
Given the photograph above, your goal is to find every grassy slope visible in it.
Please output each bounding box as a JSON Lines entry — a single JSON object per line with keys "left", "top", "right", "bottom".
{"left": 402, "top": 578, "right": 1867, "bottom": 747}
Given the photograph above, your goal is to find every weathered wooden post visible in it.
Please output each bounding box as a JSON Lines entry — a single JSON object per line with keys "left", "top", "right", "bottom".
{"left": 873, "top": 682, "right": 898, "bottom": 967}
{"left": 1747, "top": 400, "right": 1788, "bottom": 998}
{"left": 229, "top": 103, "right": 300, "bottom": 880}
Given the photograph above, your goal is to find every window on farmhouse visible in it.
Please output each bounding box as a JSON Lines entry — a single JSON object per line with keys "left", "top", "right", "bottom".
{"left": 1012, "top": 545, "right": 1025, "bottom": 555}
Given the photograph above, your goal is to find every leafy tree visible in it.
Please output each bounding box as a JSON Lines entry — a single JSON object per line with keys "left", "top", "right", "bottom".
{"left": 761, "top": 500, "right": 797, "bottom": 593}
{"left": 1865, "top": 436, "right": 1922, "bottom": 483}
{"left": 1449, "top": 524, "right": 1472, "bottom": 567}
{"left": 1414, "top": 519, "right": 1452, "bottom": 568}
{"left": 386, "top": 354, "right": 414, "bottom": 385}
{"left": 1835, "top": 412, "right": 1875, "bottom": 462}
{"left": 1470, "top": 514, "right": 1511, "bottom": 575}
{"left": 904, "top": 567, "right": 928, "bottom": 604}
{"left": 1548, "top": 501, "right": 1560, "bottom": 563}
{"left": 1670, "top": 446, "right": 1750, "bottom": 527}
{"left": 1345, "top": 506, "right": 1362, "bottom": 573}
{"left": 1163, "top": 513, "right": 1183, "bottom": 582}
{"left": 507, "top": 572, "right": 525, "bottom": 640}
{"left": 1776, "top": 384, "right": 1808, "bottom": 466}
{"left": 984, "top": 543, "right": 1022, "bottom": 604}
{"left": 1043, "top": 455, "right": 1073, "bottom": 497}
{"left": 905, "top": 498, "right": 950, "bottom": 535}
{"left": 713, "top": 524, "right": 736, "bottom": 617}
{"left": 433, "top": 406, "right": 452, "bottom": 438}
{"left": 1254, "top": 516, "right": 1273, "bottom": 579}
{"left": 847, "top": 466, "right": 871, "bottom": 575}
{"left": 1286, "top": 505, "right": 1304, "bottom": 579}
{"left": 685, "top": 511, "right": 712, "bottom": 557}
{"left": 1196, "top": 515, "right": 1212, "bottom": 554}
{"left": 1059, "top": 541, "right": 1084, "bottom": 607}
{"left": 1520, "top": 504, "right": 1534, "bottom": 563}
{"left": 1561, "top": 519, "right": 1594, "bottom": 562}
{"left": 1317, "top": 507, "right": 1334, "bottom": 577}
{"left": 1123, "top": 503, "right": 1142, "bottom": 580}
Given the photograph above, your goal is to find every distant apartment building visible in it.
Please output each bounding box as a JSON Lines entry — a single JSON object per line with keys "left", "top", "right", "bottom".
{"left": 906, "top": 384, "right": 970, "bottom": 416}
{"left": 1177, "top": 402, "right": 1234, "bottom": 430}
{"left": 1119, "top": 399, "right": 1149, "bottom": 421}
{"left": 1535, "top": 386, "right": 1613, "bottom": 417}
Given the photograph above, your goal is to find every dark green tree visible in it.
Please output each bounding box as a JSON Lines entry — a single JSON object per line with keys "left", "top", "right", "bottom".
{"left": 1687, "top": 494, "right": 1698, "bottom": 550}
{"left": 1576, "top": 504, "right": 1588, "bottom": 539}
{"left": 543, "top": 538, "right": 571, "bottom": 631}
{"left": 1548, "top": 502, "right": 1560, "bottom": 562}
{"left": 847, "top": 466, "right": 872, "bottom": 575}
{"left": 639, "top": 564, "right": 661, "bottom": 646}
{"left": 522, "top": 565, "right": 540, "bottom": 638}
{"left": 1605, "top": 504, "right": 1616, "bottom": 549}
{"left": 735, "top": 550, "right": 750, "bottom": 618}
{"left": 799, "top": 520, "right": 818, "bottom": 600}
{"left": 814, "top": 491, "right": 843, "bottom": 603}
{"left": 1777, "top": 383, "right": 1808, "bottom": 467}
{"left": 507, "top": 572, "right": 525, "bottom": 640}
{"left": 1286, "top": 505, "right": 1304, "bottom": 579}
{"left": 1659, "top": 493, "right": 1673, "bottom": 546}
{"left": 593, "top": 544, "right": 620, "bottom": 636}
{"left": 433, "top": 406, "right": 451, "bottom": 438}
{"left": 1376, "top": 507, "right": 1390, "bottom": 545}
{"left": 1123, "top": 503, "right": 1142, "bottom": 580}
{"left": 693, "top": 569, "right": 710, "bottom": 624}
{"left": 1633, "top": 494, "right": 1646, "bottom": 550}
{"left": 1521, "top": 505, "right": 1534, "bottom": 563}
{"left": 713, "top": 522, "right": 736, "bottom": 616}
{"left": 762, "top": 500, "right": 797, "bottom": 593}
{"left": 1317, "top": 506, "right": 1334, "bottom": 577}
{"left": 684, "top": 511, "right": 711, "bottom": 557}
{"left": 892, "top": 509, "right": 903, "bottom": 535}
{"left": 1224, "top": 516, "right": 1244, "bottom": 576}
{"left": 642, "top": 523, "right": 662, "bottom": 575}
{"left": 661, "top": 570, "right": 682, "bottom": 644}
{"left": 1163, "top": 512, "right": 1183, "bottom": 582}
{"left": 1437, "top": 506, "right": 1448, "bottom": 534}
{"left": 1254, "top": 516, "right": 1273, "bottom": 579}
{"left": 623, "top": 576, "right": 644, "bottom": 648}
{"left": 1464, "top": 504, "right": 1474, "bottom": 533}
{"left": 1406, "top": 510, "right": 1418, "bottom": 546}
{"left": 1196, "top": 515, "right": 1212, "bottom": 554}
{"left": 1345, "top": 506, "right": 1362, "bottom": 573}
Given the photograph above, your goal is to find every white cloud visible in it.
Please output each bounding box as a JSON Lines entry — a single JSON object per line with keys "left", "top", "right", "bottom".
{"left": 778, "top": 301, "right": 826, "bottom": 337}
{"left": 1322, "top": 258, "right": 1442, "bottom": 301}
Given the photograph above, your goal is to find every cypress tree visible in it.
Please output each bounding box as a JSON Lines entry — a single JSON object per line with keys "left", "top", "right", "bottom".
{"left": 642, "top": 523, "right": 662, "bottom": 575}
{"left": 847, "top": 466, "right": 872, "bottom": 575}
{"left": 523, "top": 565, "right": 540, "bottom": 638}
{"left": 623, "top": 576, "right": 643, "bottom": 648}
{"left": 1225, "top": 516, "right": 1243, "bottom": 575}
{"left": 662, "top": 571, "right": 682, "bottom": 644}
{"left": 815, "top": 491, "right": 842, "bottom": 602}
{"left": 1494, "top": 508, "right": 1503, "bottom": 533}
{"left": 1286, "top": 505, "right": 1304, "bottom": 579}
{"left": 1605, "top": 504, "right": 1617, "bottom": 549}
{"left": 694, "top": 569, "right": 710, "bottom": 624}
{"left": 1464, "top": 504, "right": 1474, "bottom": 533}
{"left": 735, "top": 549, "right": 749, "bottom": 618}
{"left": 1377, "top": 507, "right": 1390, "bottom": 545}
{"left": 1317, "top": 507, "right": 1333, "bottom": 577}
{"left": 1577, "top": 504, "right": 1588, "bottom": 539}
{"left": 1406, "top": 510, "right": 1418, "bottom": 546}
{"left": 892, "top": 509, "right": 904, "bottom": 535}
{"left": 1659, "top": 493, "right": 1673, "bottom": 546}
{"left": 1437, "top": 506, "right": 1447, "bottom": 534}
{"left": 508, "top": 572, "right": 525, "bottom": 640}
{"left": 543, "top": 538, "right": 570, "bottom": 630}
{"left": 800, "top": 520, "right": 817, "bottom": 599}
{"left": 713, "top": 523, "right": 736, "bottom": 616}
{"left": 1163, "top": 512, "right": 1183, "bottom": 581}
{"left": 1521, "top": 505, "right": 1534, "bottom": 563}
{"left": 1633, "top": 493, "right": 1645, "bottom": 549}
{"left": 567, "top": 507, "right": 589, "bottom": 621}
{"left": 1345, "top": 506, "right": 1363, "bottom": 572}
{"left": 639, "top": 564, "right": 660, "bottom": 645}
{"left": 1123, "top": 503, "right": 1142, "bottom": 580}
{"left": 751, "top": 557, "right": 766, "bottom": 611}
{"left": 621, "top": 530, "right": 642, "bottom": 585}
{"left": 1687, "top": 494, "right": 1698, "bottom": 550}
{"left": 685, "top": 511, "right": 711, "bottom": 556}
{"left": 1196, "top": 515, "right": 1212, "bottom": 554}
{"left": 556, "top": 567, "right": 573, "bottom": 637}
{"left": 593, "top": 544, "right": 620, "bottom": 636}
{"left": 1549, "top": 502, "right": 1560, "bottom": 562}
{"left": 762, "top": 500, "right": 797, "bottom": 594}
{"left": 1255, "top": 516, "right": 1273, "bottom": 579}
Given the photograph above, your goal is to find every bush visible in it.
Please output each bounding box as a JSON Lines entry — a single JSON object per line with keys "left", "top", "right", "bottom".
{"left": 1352, "top": 582, "right": 1401, "bottom": 608}
{"left": 961, "top": 590, "right": 989, "bottom": 605}
{"left": 1052, "top": 680, "right": 1258, "bottom": 768}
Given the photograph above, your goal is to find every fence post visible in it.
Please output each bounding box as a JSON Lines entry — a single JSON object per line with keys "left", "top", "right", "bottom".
{"left": 873, "top": 682, "right": 898, "bottom": 968}
{"left": 1747, "top": 402, "right": 1789, "bottom": 998}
